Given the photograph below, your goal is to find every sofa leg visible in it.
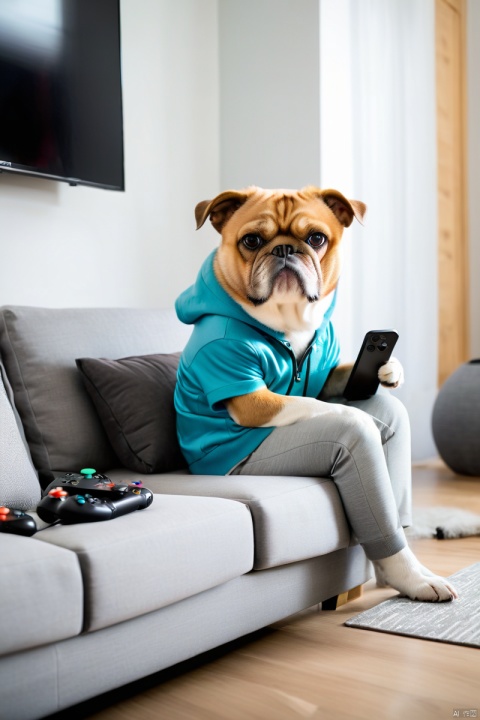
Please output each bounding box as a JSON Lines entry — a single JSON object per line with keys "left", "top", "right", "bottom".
{"left": 322, "top": 584, "right": 363, "bottom": 610}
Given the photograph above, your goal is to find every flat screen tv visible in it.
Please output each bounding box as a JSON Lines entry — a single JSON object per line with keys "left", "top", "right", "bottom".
{"left": 0, "top": 0, "right": 124, "bottom": 191}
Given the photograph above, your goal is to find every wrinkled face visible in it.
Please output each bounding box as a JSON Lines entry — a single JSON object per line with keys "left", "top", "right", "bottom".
{"left": 213, "top": 189, "right": 350, "bottom": 307}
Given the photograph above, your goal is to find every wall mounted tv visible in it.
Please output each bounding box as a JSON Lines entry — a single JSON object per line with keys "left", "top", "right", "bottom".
{"left": 0, "top": 0, "right": 124, "bottom": 191}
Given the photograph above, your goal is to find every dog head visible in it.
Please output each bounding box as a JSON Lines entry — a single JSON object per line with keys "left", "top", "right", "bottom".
{"left": 195, "top": 186, "right": 366, "bottom": 331}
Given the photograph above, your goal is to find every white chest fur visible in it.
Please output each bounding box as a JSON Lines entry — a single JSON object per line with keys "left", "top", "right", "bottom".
{"left": 284, "top": 328, "right": 316, "bottom": 359}
{"left": 241, "top": 291, "right": 335, "bottom": 360}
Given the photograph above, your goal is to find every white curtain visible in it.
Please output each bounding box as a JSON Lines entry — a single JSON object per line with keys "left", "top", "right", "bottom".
{"left": 320, "top": 0, "right": 438, "bottom": 460}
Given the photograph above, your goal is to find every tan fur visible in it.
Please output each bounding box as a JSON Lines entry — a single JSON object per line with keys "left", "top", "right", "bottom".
{"left": 226, "top": 389, "right": 286, "bottom": 427}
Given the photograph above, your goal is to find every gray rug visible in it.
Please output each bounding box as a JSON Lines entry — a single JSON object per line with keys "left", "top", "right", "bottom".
{"left": 345, "top": 562, "right": 480, "bottom": 648}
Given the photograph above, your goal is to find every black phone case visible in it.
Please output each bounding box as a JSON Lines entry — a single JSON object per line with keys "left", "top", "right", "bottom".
{"left": 343, "top": 330, "right": 399, "bottom": 401}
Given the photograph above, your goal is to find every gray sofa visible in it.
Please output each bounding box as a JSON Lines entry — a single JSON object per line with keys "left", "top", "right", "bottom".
{"left": 0, "top": 306, "right": 372, "bottom": 720}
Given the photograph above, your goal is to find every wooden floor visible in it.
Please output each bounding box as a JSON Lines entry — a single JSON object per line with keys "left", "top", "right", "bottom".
{"left": 55, "top": 461, "right": 480, "bottom": 720}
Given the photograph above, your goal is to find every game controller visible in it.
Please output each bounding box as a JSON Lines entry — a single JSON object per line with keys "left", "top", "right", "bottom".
{"left": 43, "top": 468, "right": 152, "bottom": 503}
{"left": 0, "top": 506, "right": 37, "bottom": 536}
{"left": 37, "top": 486, "right": 153, "bottom": 524}
{"left": 38, "top": 468, "right": 153, "bottom": 524}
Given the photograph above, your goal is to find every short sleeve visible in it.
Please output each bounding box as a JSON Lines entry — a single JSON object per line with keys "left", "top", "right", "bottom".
{"left": 195, "top": 339, "right": 267, "bottom": 409}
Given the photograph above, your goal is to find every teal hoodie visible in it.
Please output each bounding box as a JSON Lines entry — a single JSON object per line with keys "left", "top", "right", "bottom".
{"left": 174, "top": 250, "right": 340, "bottom": 475}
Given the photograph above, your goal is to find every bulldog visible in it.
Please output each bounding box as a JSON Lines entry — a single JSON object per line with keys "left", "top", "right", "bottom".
{"left": 175, "top": 185, "right": 457, "bottom": 603}
{"left": 194, "top": 185, "right": 403, "bottom": 427}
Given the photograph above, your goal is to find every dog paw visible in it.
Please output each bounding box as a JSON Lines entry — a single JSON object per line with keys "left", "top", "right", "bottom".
{"left": 378, "top": 356, "right": 404, "bottom": 389}
{"left": 404, "top": 575, "right": 458, "bottom": 602}
{"left": 373, "top": 548, "right": 458, "bottom": 602}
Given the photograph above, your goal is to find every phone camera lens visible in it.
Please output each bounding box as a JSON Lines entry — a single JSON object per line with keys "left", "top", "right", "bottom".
{"left": 378, "top": 341, "right": 388, "bottom": 351}
{"left": 367, "top": 344, "right": 375, "bottom": 352}
{"left": 371, "top": 334, "right": 380, "bottom": 342}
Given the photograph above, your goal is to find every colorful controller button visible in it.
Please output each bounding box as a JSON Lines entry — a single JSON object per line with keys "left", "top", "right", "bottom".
{"left": 80, "top": 468, "right": 96, "bottom": 479}
{"left": 75, "top": 496, "right": 86, "bottom": 505}
{"left": 130, "top": 481, "right": 143, "bottom": 487}
{"left": 0, "top": 507, "right": 10, "bottom": 516}
{"left": 49, "top": 487, "right": 68, "bottom": 499}
{"left": 105, "top": 482, "right": 116, "bottom": 488}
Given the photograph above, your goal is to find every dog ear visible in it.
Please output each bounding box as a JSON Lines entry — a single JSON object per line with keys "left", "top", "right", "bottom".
{"left": 195, "top": 190, "right": 251, "bottom": 232}
{"left": 306, "top": 187, "right": 367, "bottom": 227}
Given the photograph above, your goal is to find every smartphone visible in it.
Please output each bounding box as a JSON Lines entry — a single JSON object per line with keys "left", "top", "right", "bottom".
{"left": 343, "top": 330, "right": 399, "bottom": 401}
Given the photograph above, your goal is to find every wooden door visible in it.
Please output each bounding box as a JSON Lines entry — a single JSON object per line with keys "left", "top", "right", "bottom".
{"left": 436, "top": 0, "right": 469, "bottom": 386}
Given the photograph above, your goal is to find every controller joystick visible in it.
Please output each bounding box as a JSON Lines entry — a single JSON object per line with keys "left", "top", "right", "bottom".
{"left": 81, "top": 468, "right": 95, "bottom": 478}
{"left": 0, "top": 506, "right": 37, "bottom": 536}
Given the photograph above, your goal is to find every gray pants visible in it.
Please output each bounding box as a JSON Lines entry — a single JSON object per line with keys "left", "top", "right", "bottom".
{"left": 231, "top": 393, "right": 411, "bottom": 561}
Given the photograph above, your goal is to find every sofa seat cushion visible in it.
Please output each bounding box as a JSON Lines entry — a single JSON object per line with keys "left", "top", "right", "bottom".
{"left": 108, "top": 471, "right": 351, "bottom": 571}
{"left": 36, "top": 494, "right": 254, "bottom": 632}
{"left": 0, "top": 535, "right": 83, "bottom": 657}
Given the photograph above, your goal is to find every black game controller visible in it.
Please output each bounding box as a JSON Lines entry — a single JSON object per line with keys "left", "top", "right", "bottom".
{"left": 0, "top": 506, "right": 37, "bottom": 536}
{"left": 36, "top": 489, "right": 152, "bottom": 524}
{"left": 43, "top": 468, "right": 152, "bottom": 504}
{"left": 37, "top": 469, "right": 153, "bottom": 524}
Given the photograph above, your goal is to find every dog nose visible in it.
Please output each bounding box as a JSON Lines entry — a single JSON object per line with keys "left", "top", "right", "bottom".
{"left": 271, "top": 244, "right": 294, "bottom": 258}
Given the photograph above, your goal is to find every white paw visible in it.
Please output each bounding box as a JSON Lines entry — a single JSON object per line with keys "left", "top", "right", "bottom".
{"left": 378, "top": 356, "right": 404, "bottom": 389}
{"left": 406, "top": 575, "right": 458, "bottom": 602}
{"left": 373, "top": 548, "right": 458, "bottom": 602}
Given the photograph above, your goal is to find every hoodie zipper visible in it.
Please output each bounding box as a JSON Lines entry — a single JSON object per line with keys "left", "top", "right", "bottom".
{"left": 283, "top": 340, "right": 314, "bottom": 396}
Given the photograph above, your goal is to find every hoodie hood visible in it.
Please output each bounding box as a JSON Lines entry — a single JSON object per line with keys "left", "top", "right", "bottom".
{"left": 176, "top": 250, "right": 337, "bottom": 339}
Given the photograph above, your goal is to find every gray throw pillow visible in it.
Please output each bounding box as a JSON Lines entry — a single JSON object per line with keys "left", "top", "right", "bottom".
{"left": 75, "top": 353, "right": 186, "bottom": 474}
{"left": 0, "top": 369, "right": 41, "bottom": 510}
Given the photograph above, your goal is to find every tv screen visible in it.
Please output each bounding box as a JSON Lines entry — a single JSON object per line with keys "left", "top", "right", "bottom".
{"left": 0, "top": 0, "right": 124, "bottom": 191}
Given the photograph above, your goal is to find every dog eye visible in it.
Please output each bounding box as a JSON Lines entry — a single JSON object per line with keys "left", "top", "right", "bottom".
{"left": 241, "top": 234, "right": 263, "bottom": 250}
{"left": 306, "top": 232, "right": 327, "bottom": 249}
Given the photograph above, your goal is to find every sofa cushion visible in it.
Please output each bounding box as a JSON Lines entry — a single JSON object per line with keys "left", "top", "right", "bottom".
{"left": 36, "top": 494, "right": 254, "bottom": 632}
{"left": 0, "top": 307, "right": 191, "bottom": 484}
{"left": 0, "top": 365, "right": 41, "bottom": 510}
{"left": 0, "top": 534, "right": 83, "bottom": 656}
{"left": 75, "top": 353, "right": 185, "bottom": 474}
{"left": 107, "top": 470, "right": 351, "bottom": 571}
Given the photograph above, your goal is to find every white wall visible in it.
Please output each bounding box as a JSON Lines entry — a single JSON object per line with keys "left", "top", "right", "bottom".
{"left": 467, "top": 0, "right": 480, "bottom": 359}
{"left": 0, "top": 0, "right": 220, "bottom": 309}
{"left": 218, "top": 0, "right": 320, "bottom": 190}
